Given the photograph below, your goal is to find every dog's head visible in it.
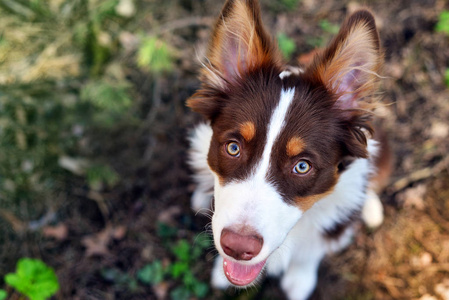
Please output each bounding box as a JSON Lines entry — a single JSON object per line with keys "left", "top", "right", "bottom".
{"left": 188, "top": 0, "right": 382, "bottom": 286}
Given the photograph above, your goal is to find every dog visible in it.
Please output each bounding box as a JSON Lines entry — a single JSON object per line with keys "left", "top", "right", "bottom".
{"left": 187, "top": 1, "right": 388, "bottom": 299}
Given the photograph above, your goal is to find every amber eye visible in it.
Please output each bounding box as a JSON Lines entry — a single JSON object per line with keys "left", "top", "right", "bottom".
{"left": 226, "top": 142, "right": 240, "bottom": 157}
{"left": 294, "top": 160, "right": 311, "bottom": 174}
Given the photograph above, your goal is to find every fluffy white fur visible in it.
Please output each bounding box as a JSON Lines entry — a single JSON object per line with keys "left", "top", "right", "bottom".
{"left": 188, "top": 88, "right": 382, "bottom": 300}
{"left": 188, "top": 123, "right": 214, "bottom": 212}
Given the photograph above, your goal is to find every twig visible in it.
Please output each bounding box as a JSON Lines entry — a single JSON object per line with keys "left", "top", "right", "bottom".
{"left": 390, "top": 155, "right": 449, "bottom": 193}
{"left": 0, "top": 208, "right": 56, "bottom": 233}
{"left": 396, "top": 263, "right": 449, "bottom": 273}
{"left": 374, "top": 275, "right": 405, "bottom": 299}
{"left": 152, "top": 17, "right": 214, "bottom": 36}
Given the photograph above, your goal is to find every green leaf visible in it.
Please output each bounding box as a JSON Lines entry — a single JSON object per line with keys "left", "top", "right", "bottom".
{"left": 172, "top": 240, "right": 190, "bottom": 262}
{"left": 5, "top": 258, "right": 59, "bottom": 300}
{"left": 192, "top": 281, "right": 208, "bottom": 298}
{"left": 277, "top": 33, "right": 296, "bottom": 60}
{"left": 436, "top": 10, "right": 449, "bottom": 35}
{"left": 191, "top": 234, "right": 211, "bottom": 260}
{"left": 445, "top": 68, "right": 449, "bottom": 88}
{"left": 0, "top": 289, "right": 7, "bottom": 300}
{"left": 157, "top": 222, "right": 177, "bottom": 239}
{"left": 182, "top": 271, "right": 195, "bottom": 287}
{"left": 137, "top": 36, "right": 174, "bottom": 74}
{"left": 137, "top": 261, "right": 165, "bottom": 285}
{"left": 170, "top": 262, "right": 189, "bottom": 279}
{"left": 101, "top": 268, "right": 139, "bottom": 291}
{"left": 279, "top": 0, "right": 300, "bottom": 10}
{"left": 319, "top": 19, "right": 340, "bottom": 34}
{"left": 86, "top": 164, "right": 119, "bottom": 190}
{"left": 80, "top": 80, "right": 132, "bottom": 113}
{"left": 170, "top": 286, "right": 190, "bottom": 300}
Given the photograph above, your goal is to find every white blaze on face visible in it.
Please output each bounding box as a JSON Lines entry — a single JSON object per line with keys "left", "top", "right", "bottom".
{"left": 212, "top": 87, "right": 303, "bottom": 264}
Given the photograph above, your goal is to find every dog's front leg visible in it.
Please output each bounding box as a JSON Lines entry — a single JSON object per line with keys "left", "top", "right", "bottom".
{"left": 280, "top": 253, "right": 323, "bottom": 300}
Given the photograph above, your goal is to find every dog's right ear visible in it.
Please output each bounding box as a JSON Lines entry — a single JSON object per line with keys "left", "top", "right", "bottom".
{"left": 187, "top": 0, "right": 281, "bottom": 120}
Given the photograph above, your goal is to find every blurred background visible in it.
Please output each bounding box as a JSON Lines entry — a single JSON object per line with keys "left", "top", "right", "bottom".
{"left": 0, "top": 0, "right": 448, "bottom": 299}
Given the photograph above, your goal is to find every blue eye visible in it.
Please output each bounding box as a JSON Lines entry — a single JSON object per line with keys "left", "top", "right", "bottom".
{"left": 294, "top": 160, "right": 311, "bottom": 174}
{"left": 226, "top": 142, "right": 240, "bottom": 157}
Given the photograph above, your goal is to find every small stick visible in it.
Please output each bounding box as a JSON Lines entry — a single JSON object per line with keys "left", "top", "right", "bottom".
{"left": 390, "top": 155, "right": 449, "bottom": 193}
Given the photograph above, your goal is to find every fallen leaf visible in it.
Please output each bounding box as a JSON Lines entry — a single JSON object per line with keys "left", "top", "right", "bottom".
{"left": 81, "top": 225, "right": 128, "bottom": 257}
{"left": 153, "top": 282, "right": 169, "bottom": 300}
{"left": 400, "top": 184, "right": 427, "bottom": 210}
{"left": 112, "top": 225, "right": 127, "bottom": 240}
{"left": 430, "top": 122, "right": 449, "bottom": 139}
{"left": 419, "top": 294, "right": 438, "bottom": 300}
{"left": 435, "top": 279, "right": 449, "bottom": 300}
{"left": 58, "top": 156, "right": 89, "bottom": 176}
{"left": 411, "top": 252, "right": 433, "bottom": 268}
{"left": 43, "top": 224, "right": 68, "bottom": 241}
{"left": 81, "top": 226, "right": 112, "bottom": 257}
{"left": 0, "top": 209, "right": 26, "bottom": 233}
{"left": 157, "top": 206, "right": 181, "bottom": 225}
{"left": 115, "top": 0, "right": 135, "bottom": 18}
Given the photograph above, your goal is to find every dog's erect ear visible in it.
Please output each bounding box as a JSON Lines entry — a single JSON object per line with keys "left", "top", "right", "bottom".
{"left": 307, "top": 10, "right": 383, "bottom": 159}
{"left": 187, "top": 0, "right": 281, "bottom": 119}
{"left": 308, "top": 10, "right": 382, "bottom": 111}
{"left": 203, "top": 0, "right": 281, "bottom": 88}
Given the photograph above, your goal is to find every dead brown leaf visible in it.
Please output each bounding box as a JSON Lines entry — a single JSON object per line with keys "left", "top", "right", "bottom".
{"left": 111, "top": 225, "right": 127, "bottom": 240}
{"left": 157, "top": 205, "right": 181, "bottom": 225}
{"left": 401, "top": 184, "right": 427, "bottom": 210}
{"left": 153, "top": 282, "right": 169, "bottom": 300}
{"left": 43, "top": 223, "right": 69, "bottom": 241}
{"left": 435, "top": 279, "right": 449, "bottom": 300}
{"left": 81, "top": 224, "right": 127, "bottom": 257}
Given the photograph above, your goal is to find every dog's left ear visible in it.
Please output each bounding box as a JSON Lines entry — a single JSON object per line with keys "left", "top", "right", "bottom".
{"left": 308, "top": 10, "right": 382, "bottom": 110}
{"left": 308, "top": 10, "right": 383, "bottom": 158}
{"left": 187, "top": 0, "right": 282, "bottom": 120}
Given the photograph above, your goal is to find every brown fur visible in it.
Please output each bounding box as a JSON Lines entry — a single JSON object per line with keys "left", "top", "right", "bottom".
{"left": 188, "top": 2, "right": 386, "bottom": 207}
{"left": 295, "top": 189, "right": 335, "bottom": 212}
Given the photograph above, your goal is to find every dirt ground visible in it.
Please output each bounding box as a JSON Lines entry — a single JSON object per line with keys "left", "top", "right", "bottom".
{"left": 3, "top": 0, "right": 449, "bottom": 299}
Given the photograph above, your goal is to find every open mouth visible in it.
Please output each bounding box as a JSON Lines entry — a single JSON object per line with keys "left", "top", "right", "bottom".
{"left": 223, "top": 258, "right": 266, "bottom": 286}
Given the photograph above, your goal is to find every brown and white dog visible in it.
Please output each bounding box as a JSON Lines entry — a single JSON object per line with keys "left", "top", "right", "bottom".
{"left": 187, "top": 1, "right": 387, "bottom": 299}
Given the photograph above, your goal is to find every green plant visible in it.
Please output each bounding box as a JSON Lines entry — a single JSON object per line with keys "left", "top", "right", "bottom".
{"left": 100, "top": 232, "right": 211, "bottom": 300}
{"left": 279, "top": 0, "right": 301, "bottom": 10}
{"left": 137, "top": 260, "right": 164, "bottom": 285}
{"left": 445, "top": 68, "right": 449, "bottom": 88}
{"left": 0, "top": 290, "right": 7, "bottom": 300}
{"left": 319, "top": 19, "right": 340, "bottom": 34}
{"left": 86, "top": 164, "right": 120, "bottom": 190}
{"left": 137, "top": 36, "right": 175, "bottom": 74}
{"left": 4, "top": 258, "right": 59, "bottom": 300}
{"left": 137, "top": 233, "right": 211, "bottom": 300}
{"left": 0, "top": 0, "right": 132, "bottom": 227}
{"left": 436, "top": 10, "right": 449, "bottom": 35}
{"left": 306, "top": 19, "right": 340, "bottom": 47}
{"left": 101, "top": 268, "right": 138, "bottom": 292}
{"left": 277, "top": 33, "right": 296, "bottom": 60}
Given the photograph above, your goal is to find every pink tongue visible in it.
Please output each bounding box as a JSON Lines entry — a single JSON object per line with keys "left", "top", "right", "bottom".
{"left": 223, "top": 258, "right": 266, "bottom": 286}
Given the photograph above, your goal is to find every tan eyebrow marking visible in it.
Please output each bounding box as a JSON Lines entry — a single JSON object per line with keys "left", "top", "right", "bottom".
{"left": 286, "top": 136, "right": 305, "bottom": 157}
{"left": 240, "top": 121, "right": 256, "bottom": 142}
{"left": 295, "top": 189, "right": 334, "bottom": 212}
